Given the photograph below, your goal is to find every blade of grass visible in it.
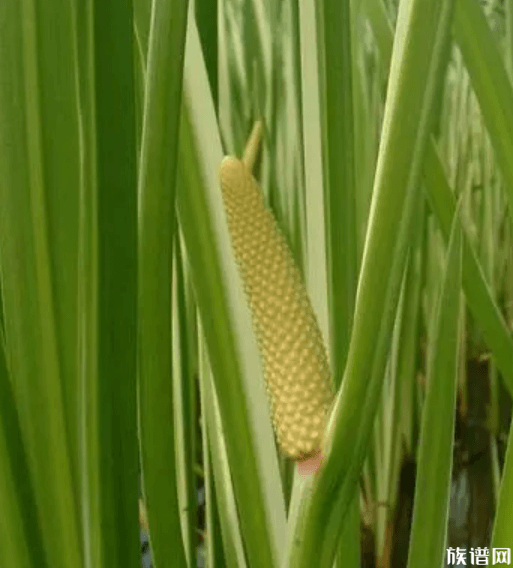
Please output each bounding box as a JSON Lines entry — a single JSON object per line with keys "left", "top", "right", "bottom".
{"left": 316, "top": 0, "right": 357, "bottom": 385}
{"left": 376, "top": 244, "right": 422, "bottom": 565}
{"left": 406, "top": 208, "right": 462, "bottom": 568}
{"left": 270, "top": 0, "right": 307, "bottom": 275}
{"left": 133, "top": 0, "right": 151, "bottom": 64}
{"left": 293, "top": 0, "right": 456, "bottom": 564}
{"left": 178, "top": 109, "right": 281, "bottom": 568}
{"left": 288, "top": 0, "right": 308, "bottom": 273}
{"left": 363, "top": 0, "right": 393, "bottom": 69}
{"left": 178, "top": 16, "right": 287, "bottom": 568}
{"left": 330, "top": 16, "right": 361, "bottom": 530}
{"left": 195, "top": 0, "right": 218, "bottom": 108}
{"left": 201, "top": 425, "right": 226, "bottom": 568}
{"left": 298, "top": 0, "right": 329, "bottom": 337}
{"left": 218, "top": 0, "right": 238, "bottom": 154}
{"left": 0, "top": 1, "right": 83, "bottom": 566}
{"left": 294, "top": 4, "right": 358, "bottom": 555}
{"left": 201, "top": 403, "right": 230, "bottom": 568}
{"left": 136, "top": 0, "right": 189, "bottom": 567}
{"left": 172, "top": 235, "right": 197, "bottom": 568}
{"left": 76, "top": 0, "right": 140, "bottom": 566}
{"left": 73, "top": 4, "right": 100, "bottom": 566}
{"left": 507, "top": 0, "right": 513, "bottom": 78}
{"left": 453, "top": 0, "right": 513, "bottom": 228}
{"left": 396, "top": 202, "right": 425, "bottom": 457}
{"left": 491, "top": 417, "right": 513, "bottom": 551}
{"left": 363, "top": 0, "right": 513, "bottom": 394}
{"left": 0, "top": 340, "right": 48, "bottom": 568}
{"left": 24, "top": 0, "right": 81, "bottom": 500}
{"left": 423, "top": 148, "right": 513, "bottom": 393}
{"left": 336, "top": 496, "right": 361, "bottom": 568}
{"left": 198, "top": 326, "right": 248, "bottom": 568}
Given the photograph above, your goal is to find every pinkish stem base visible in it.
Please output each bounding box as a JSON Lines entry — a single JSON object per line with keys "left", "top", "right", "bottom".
{"left": 296, "top": 449, "right": 323, "bottom": 475}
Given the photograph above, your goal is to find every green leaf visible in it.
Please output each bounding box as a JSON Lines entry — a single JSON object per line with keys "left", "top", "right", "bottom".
{"left": 0, "top": 341, "right": 48, "bottom": 568}
{"left": 492, "top": 418, "right": 513, "bottom": 551}
{"left": 453, "top": 0, "right": 513, "bottom": 228}
{"left": 136, "top": 0, "right": 189, "bottom": 566}
{"left": 195, "top": 0, "right": 218, "bottom": 108}
{"left": 172, "top": 237, "right": 198, "bottom": 568}
{"left": 507, "top": 0, "right": 513, "bottom": 78}
{"left": 0, "top": 2, "right": 83, "bottom": 566}
{"left": 364, "top": 0, "right": 513, "bottom": 397}
{"left": 423, "top": 145, "right": 513, "bottom": 393}
{"left": 298, "top": 0, "right": 330, "bottom": 338}
{"left": 406, "top": 208, "right": 462, "bottom": 568}
{"left": 198, "top": 332, "right": 248, "bottom": 568}
{"left": 314, "top": 0, "right": 359, "bottom": 563}
{"left": 177, "top": 16, "right": 287, "bottom": 568}
{"left": 294, "top": 0, "right": 456, "bottom": 564}
{"left": 75, "top": 1, "right": 139, "bottom": 566}
{"left": 316, "top": 0, "right": 357, "bottom": 385}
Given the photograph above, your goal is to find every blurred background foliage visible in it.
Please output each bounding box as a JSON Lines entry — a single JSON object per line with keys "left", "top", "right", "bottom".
{"left": 1, "top": 0, "right": 513, "bottom": 567}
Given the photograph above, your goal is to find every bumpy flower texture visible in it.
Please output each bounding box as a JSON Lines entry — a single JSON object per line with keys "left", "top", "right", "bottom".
{"left": 219, "top": 156, "right": 334, "bottom": 460}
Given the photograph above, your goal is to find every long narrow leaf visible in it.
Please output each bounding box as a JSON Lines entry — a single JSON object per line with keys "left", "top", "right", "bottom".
{"left": 198, "top": 327, "right": 248, "bottom": 568}
{"left": 298, "top": 0, "right": 329, "bottom": 337}
{"left": 363, "top": 0, "right": 513, "bottom": 394}
{"left": 294, "top": 0, "right": 456, "bottom": 564}
{"left": 491, "top": 418, "right": 513, "bottom": 552}
{"left": 423, "top": 147, "right": 513, "bottom": 392}
{"left": 0, "top": 2, "right": 82, "bottom": 566}
{"left": 172, "top": 236, "right": 197, "bottom": 568}
{"left": 0, "top": 341, "right": 47, "bottom": 568}
{"left": 137, "top": 0, "right": 189, "bottom": 566}
{"left": 76, "top": 1, "right": 139, "bottom": 566}
{"left": 316, "top": 0, "right": 357, "bottom": 384}
{"left": 178, "top": 16, "right": 287, "bottom": 568}
{"left": 406, "top": 209, "right": 461, "bottom": 568}
{"left": 453, "top": 0, "right": 513, "bottom": 227}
